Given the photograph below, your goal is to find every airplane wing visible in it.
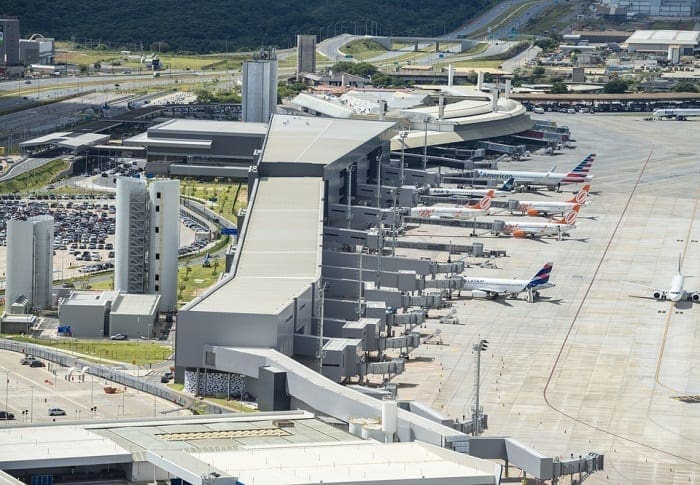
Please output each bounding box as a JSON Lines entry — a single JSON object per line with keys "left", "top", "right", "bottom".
{"left": 621, "top": 281, "right": 659, "bottom": 292}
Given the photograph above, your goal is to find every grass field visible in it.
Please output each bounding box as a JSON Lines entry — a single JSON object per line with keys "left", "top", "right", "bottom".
{"left": 340, "top": 39, "right": 387, "bottom": 60}
{"left": 181, "top": 180, "right": 248, "bottom": 220}
{"left": 177, "top": 256, "right": 225, "bottom": 306}
{"left": 450, "top": 60, "right": 504, "bottom": 69}
{"left": 7, "top": 336, "right": 172, "bottom": 365}
{"left": 0, "top": 159, "right": 71, "bottom": 193}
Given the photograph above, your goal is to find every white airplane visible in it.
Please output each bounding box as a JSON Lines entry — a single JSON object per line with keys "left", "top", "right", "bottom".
{"left": 510, "top": 184, "right": 591, "bottom": 216}
{"left": 475, "top": 154, "right": 595, "bottom": 190}
{"left": 429, "top": 177, "right": 515, "bottom": 198}
{"left": 622, "top": 258, "right": 699, "bottom": 303}
{"left": 492, "top": 205, "right": 580, "bottom": 239}
{"left": 463, "top": 262, "right": 555, "bottom": 300}
{"left": 410, "top": 190, "right": 494, "bottom": 219}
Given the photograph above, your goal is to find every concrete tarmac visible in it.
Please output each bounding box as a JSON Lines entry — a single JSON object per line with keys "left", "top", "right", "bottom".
{"left": 390, "top": 113, "right": 700, "bottom": 483}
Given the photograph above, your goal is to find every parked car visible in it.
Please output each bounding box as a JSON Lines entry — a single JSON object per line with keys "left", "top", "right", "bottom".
{"left": 48, "top": 407, "right": 66, "bottom": 416}
{"left": 0, "top": 411, "right": 15, "bottom": 420}
{"left": 29, "top": 360, "right": 46, "bottom": 367}
{"left": 110, "top": 333, "right": 128, "bottom": 340}
{"left": 160, "top": 375, "right": 171, "bottom": 383}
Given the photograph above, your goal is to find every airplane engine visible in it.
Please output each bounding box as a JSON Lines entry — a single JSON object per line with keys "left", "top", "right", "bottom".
{"left": 513, "top": 230, "right": 527, "bottom": 238}
{"left": 692, "top": 293, "right": 699, "bottom": 302}
{"left": 471, "top": 290, "right": 488, "bottom": 298}
{"left": 653, "top": 291, "right": 662, "bottom": 300}
{"left": 526, "top": 209, "right": 539, "bottom": 217}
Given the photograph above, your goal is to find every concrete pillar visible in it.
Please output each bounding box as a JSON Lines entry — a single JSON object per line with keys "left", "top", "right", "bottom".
{"left": 447, "top": 64, "right": 454, "bottom": 86}
{"left": 477, "top": 71, "right": 484, "bottom": 91}
{"left": 505, "top": 79, "right": 512, "bottom": 99}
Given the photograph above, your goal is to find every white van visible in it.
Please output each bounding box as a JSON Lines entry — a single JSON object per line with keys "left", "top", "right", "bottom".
{"left": 533, "top": 107, "right": 545, "bottom": 114}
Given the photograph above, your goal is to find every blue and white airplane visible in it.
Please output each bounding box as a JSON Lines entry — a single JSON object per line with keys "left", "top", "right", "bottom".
{"left": 462, "top": 262, "right": 555, "bottom": 301}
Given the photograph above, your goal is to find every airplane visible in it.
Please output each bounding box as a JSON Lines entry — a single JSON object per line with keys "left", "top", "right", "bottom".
{"left": 622, "top": 257, "right": 699, "bottom": 303}
{"left": 429, "top": 177, "right": 515, "bottom": 198}
{"left": 492, "top": 204, "right": 580, "bottom": 239}
{"left": 463, "top": 262, "right": 555, "bottom": 301}
{"left": 509, "top": 184, "right": 591, "bottom": 216}
{"left": 475, "top": 153, "right": 595, "bottom": 190}
{"left": 410, "top": 190, "right": 494, "bottom": 219}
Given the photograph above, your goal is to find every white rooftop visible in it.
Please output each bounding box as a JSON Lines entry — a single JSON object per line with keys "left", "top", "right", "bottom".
{"left": 625, "top": 30, "right": 700, "bottom": 45}
{"left": 190, "top": 441, "right": 497, "bottom": 484}
{"left": 149, "top": 119, "right": 268, "bottom": 136}
{"left": 110, "top": 293, "right": 160, "bottom": 315}
{"left": 261, "top": 115, "right": 394, "bottom": 165}
{"left": 191, "top": 177, "right": 324, "bottom": 314}
{"left": 60, "top": 290, "right": 119, "bottom": 307}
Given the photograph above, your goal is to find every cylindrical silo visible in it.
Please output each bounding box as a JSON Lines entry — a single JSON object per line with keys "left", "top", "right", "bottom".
{"left": 6, "top": 215, "right": 54, "bottom": 311}
{"left": 6, "top": 220, "right": 35, "bottom": 309}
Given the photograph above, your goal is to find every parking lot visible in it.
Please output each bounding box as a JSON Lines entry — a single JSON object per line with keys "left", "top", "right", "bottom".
{"left": 386, "top": 113, "right": 700, "bottom": 483}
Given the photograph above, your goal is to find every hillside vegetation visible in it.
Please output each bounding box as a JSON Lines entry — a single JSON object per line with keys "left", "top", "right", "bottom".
{"left": 4, "top": 0, "right": 497, "bottom": 54}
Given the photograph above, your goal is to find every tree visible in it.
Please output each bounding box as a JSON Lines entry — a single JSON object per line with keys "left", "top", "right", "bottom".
{"left": 671, "top": 81, "right": 698, "bottom": 93}
{"left": 550, "top": 81, "right": 568, "bottom": 94}
{"left": 603, "top": 78, "right": 629, "bottom": 94}
{"left": 532, "top": 66, "right": 545, "bottom": 78}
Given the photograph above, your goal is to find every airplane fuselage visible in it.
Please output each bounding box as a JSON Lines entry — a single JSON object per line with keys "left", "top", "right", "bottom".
{"left": 668, "top": 273, "right": 685, "bottom": 302}
{"left": 463, "top": 278, "right": 528, "bottom": 293}
{"left": 476, "top": 169, "right": 593, "bottom": 187}
{"left": 500, "top": 221, "right": 575, "bottom": 237}
{"left": 513, "top": 200, "right": 579, "bottom": 215}
{"left": 430, "top": 187, "right": 508, "bottom": 198}
{"left": 410, "top": 206, "right": 486, "bottom": 218}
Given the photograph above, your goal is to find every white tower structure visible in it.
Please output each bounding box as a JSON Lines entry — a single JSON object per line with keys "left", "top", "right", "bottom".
{"left": 115, "top": 177, "right": 149, "bottom": 295}
{"left": 6, "top": 215, "right": 54, "bottom": 311}
{"left": 115, "top": 177, "right": 180, "bottom": 313}
{"left": 148, "top": 179, "right": 180, "bottom": 312}
{"left": 242, "top": 52, "right": 278, "bottom": 123}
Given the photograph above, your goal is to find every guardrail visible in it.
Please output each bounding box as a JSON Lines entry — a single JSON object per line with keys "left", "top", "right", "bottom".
{"left": 0, "top": 338, "right": 230, "bottom": 415}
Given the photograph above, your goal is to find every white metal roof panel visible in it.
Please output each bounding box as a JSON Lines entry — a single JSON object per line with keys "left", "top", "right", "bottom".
{"left": 626, "top": 30, "right": 700, "bottom": 45}
{"left": 191, "top": 177, "right": 323, "bottom": 314}
{"left": 150, "top": 119, "right": 268, "bottom": 135}
{"left": 261, "top": 114, "right": 394, "bottom": 165}
{"left": 190, "top": 441, "right": 496, "bottom": 484}
{"left": 110, "top": 293, "right": 160, "bottom": 315}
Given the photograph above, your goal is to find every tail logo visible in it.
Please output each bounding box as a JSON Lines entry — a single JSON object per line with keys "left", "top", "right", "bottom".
{"left": 529, "top": 262, "right": 553, "bottom": 287}
{"left": 563, "top": 206, "right": 579, "bottom": 225}
{"left": 572, "top": 184, "right": 591, "bottom": 204}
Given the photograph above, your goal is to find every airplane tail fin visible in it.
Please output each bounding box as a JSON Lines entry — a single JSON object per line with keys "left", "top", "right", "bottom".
{"left": 551, "top": 204, "right": 580, "bottom": 224}
{"left": 468, "top": 189, "right": 494, "bottom": 210}
{"left": 566, "top": 184, "right": 591, "bottom": 204}
{"left": 501, "top": 176, "right": 515, "bottom": 192}
{"left": 563, "top": 154, "right": 595, "bottom": 182}
{"left": 528, "top": 262, "right": 554, "bottom": 288}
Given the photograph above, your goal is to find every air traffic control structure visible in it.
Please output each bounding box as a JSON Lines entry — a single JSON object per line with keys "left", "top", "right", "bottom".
{"left": 4, "top": 215, "right": 54, "bottom": 312}
{"left": 115, "top": 177, "right": 180, "bottom": 313}
{"left": 175, "top": 114, "right": 603, "bottom": 482}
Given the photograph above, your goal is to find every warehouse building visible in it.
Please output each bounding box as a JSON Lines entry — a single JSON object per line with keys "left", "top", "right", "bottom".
{"left": 57, "top": 290, "right": 160, "bottom": 338}
{"left": 625, "top": 30, "right": 700, "bottom": 56}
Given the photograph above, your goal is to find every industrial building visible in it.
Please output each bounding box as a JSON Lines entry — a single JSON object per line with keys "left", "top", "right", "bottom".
{"left": 57, "top": 290, "right": 159, "bottom": 338}
{"left": 602, "top": 0, "right": 699, "bottom": 16}
{"left": 114, "top": 177, "right": 180, "bottom": 313}
{"left": 0, "top": 17, "right": 20, "bottom": 74}
{"left": 124, "top": 119, "right": 266, "bottom": 178}
{"left": 5, "top": 215, "right": 53, "bottom": 312}
{"left": 18, "top": 35, "right": 55, "bottom": 65}
{"left": 296, "top": 34, "right": 317, "bottom": 80}
{"left": 241, "top": 51, "right": 278, "bottom": 123}
{"left": 0, "top": 412, "right": 503, "bottom": 484}
{"left": 624, "top": 29, "right": 700, "bottom": 56}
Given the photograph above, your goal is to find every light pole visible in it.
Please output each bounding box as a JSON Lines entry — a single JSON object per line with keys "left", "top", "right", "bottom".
{"left": 399, "top": 131, "right": 408, "bottom": 187}
{"left": 29, "top": 385, "right": 34, "bottom": 423}
{"left": 472, "top": 339, "right": 489, "bottom": 436}
{"left": 4, "top": 371, "right": 9, "bottom": 414}
{"left": 423, "top": 116, "right": 431, "bottom": 171}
